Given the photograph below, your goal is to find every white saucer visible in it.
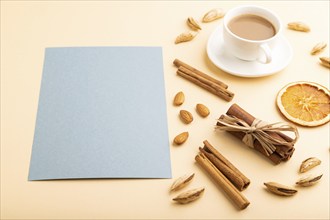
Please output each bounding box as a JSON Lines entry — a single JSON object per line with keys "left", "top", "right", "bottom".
{"left": 207, "top": 25, "right": 293, "bottom": 77}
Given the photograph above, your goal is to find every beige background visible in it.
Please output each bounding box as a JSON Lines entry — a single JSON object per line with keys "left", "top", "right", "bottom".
{"left": 1, "top": 1, "right": 329, "bottom": 219}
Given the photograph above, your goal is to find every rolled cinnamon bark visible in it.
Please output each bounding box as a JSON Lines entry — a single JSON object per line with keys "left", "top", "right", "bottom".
{"left": 217, "top": 104, "right": 296, "bottom": 164}
{"left": 195, "top": 153, "right": 250, "bottom": 210}
{"left": 173, "top": 58, "right": 228, "bottom": 89}
{"left": 177, "top": 66, "right": 234, "bottom": 101}
{"left": 200, "top": 140, "right": 250, "bottom": 191}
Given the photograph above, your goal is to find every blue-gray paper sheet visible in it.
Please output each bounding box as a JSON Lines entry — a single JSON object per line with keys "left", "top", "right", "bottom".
{"left": 28, "top": 47, "right": 172, "bottom": 180}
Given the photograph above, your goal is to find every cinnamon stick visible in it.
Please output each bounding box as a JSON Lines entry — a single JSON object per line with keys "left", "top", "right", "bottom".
{"left": 200, "top": 148, "right": 246, "bottom": 189}
{"left": 173, "top": 58, "right": 228, "bottom": 89}
{"left": 177, "top": 66, "right": 234, "bottom": 101}
{"left": 195, "top": 153, "right": 250, "bottom": 210}
{"left": 201, "top": 140, "right": 250, "bottom": 191}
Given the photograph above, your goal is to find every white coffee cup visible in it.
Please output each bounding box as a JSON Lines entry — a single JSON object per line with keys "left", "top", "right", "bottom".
{"left": 223, "top": 5, "right": 282, "bottom": 64}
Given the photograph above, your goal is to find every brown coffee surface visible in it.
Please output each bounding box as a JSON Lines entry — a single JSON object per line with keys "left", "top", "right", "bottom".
{"left": 228, "top": 14, "right": 275, "bottom": 40}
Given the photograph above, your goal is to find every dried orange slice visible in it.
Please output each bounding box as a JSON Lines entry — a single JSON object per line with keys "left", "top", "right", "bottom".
{"left": 276, "top": 81, "right": 330, "bottom": 127}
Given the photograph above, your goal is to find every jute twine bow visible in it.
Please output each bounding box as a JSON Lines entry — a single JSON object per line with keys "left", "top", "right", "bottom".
{"left": 216, "top": 115, "right": 299, "bottom": 156}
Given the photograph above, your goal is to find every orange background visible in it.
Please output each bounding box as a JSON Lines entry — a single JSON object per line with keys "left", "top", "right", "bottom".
{"left": 1, "top": 1, "right": 329, "bottom": 219}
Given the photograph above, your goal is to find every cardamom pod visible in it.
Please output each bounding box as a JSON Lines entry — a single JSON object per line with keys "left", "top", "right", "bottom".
{"left": 170, "top": 173, "right": 195, "bottom": 191}
{"left": 311, "top": 42, "right": 327, "bottom": 55}
{"left": 172, "top": 187, "right": 205, "bottom": 204}
{"left": 175, "top": 32, "right": 197, "bottom": 44}
{"left": 319, "top": 57, "right": 330, "bottom": 68}
{"left": 173, "top": 132, "right": 189, "bottom": 145}
{"left": 187, "top": 17, "right": 202, "bottom": 31}
{"left": 287, "top": 22, "right": 310, "bottom": 32}
{"left": 296, "top": 174, "right": 323, "bottom": 187}
{"left": 264, "top": 182, "right": 297, "bottom": 196}
{"left": 202, "top": 8, "right": 225, "bottom": 23}
{"left": 299, "top": 157, "right": 321, "bottom": 173}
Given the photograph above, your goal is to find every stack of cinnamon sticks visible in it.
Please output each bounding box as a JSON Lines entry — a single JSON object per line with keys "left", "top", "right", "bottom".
{"left": 217, "top": 104, "right": 297, "bottom": 164}
{"left": 173, "top": 59, "right": 234, "bottom": 101}
{"left": 195, "top": 140, "right": 250, "bottom": 210}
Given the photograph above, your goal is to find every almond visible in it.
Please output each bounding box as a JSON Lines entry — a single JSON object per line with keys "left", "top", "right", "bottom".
{"left": 173, "top": 91, "right": 185, "bottom": 106}
{"left": 311, "top": 42, "right": 327, "bottom": 55}
{"left": 179, "top": 110, "right": 193, "bottom": 124}
{"left": 202, "top": 8, "right": 225, "bottom": 23}
{"left": 172, "top": 187, "right": 205, "bottom": 204}
{"left": 187, "top": 17, "right": 202, "bottom": 31}
{"left": 299, "top": 157, "right": 321, "bottom": 173}
{"left": 170, "top": 173, "right": 194, "bottom": 191}
{"left": 264, "top": 182, "right": 297, "bottom": 196}
{"left": 296, "top": 174, "right": 323, "bottom": 187}
{"left": 287, "top": 22, "right": 310, "bottom": 32}
{"left": 173, "top": 132, "right": 189, "bottom": 145}
{"left": 319, "top": 57, "right": 330, "bottom": 68}
{"left": 175, "top": 31, "right": 197, "bottom": 44}
{"left": 196, "top": 103, "right": 210, "bottom": 117}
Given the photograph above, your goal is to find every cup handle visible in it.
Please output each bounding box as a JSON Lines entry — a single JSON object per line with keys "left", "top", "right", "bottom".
{"left": 260, "top": 44, "right": 272, "bottom": 64}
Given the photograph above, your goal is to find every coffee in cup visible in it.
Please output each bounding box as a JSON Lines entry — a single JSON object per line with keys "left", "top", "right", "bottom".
{"left": 228, "top": 14, "right": 276, "bottom": 41}
{"left": 223, "top": 5, "right": 282, "bottom": 64}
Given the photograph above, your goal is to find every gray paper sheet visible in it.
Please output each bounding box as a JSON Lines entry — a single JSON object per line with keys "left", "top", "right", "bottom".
{"left": 28, "top": 47, "right": 172, "bottom": 180}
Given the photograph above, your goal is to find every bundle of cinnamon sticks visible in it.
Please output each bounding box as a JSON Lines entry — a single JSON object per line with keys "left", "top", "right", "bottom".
{"left": 173, "top": 59, "right": 234, "bottom": 101}
{"left": 195, "top": 140, "right": 250, "bottom": 210}
{"left": 216, "top": 104, "right": 298, "bottom": 164}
